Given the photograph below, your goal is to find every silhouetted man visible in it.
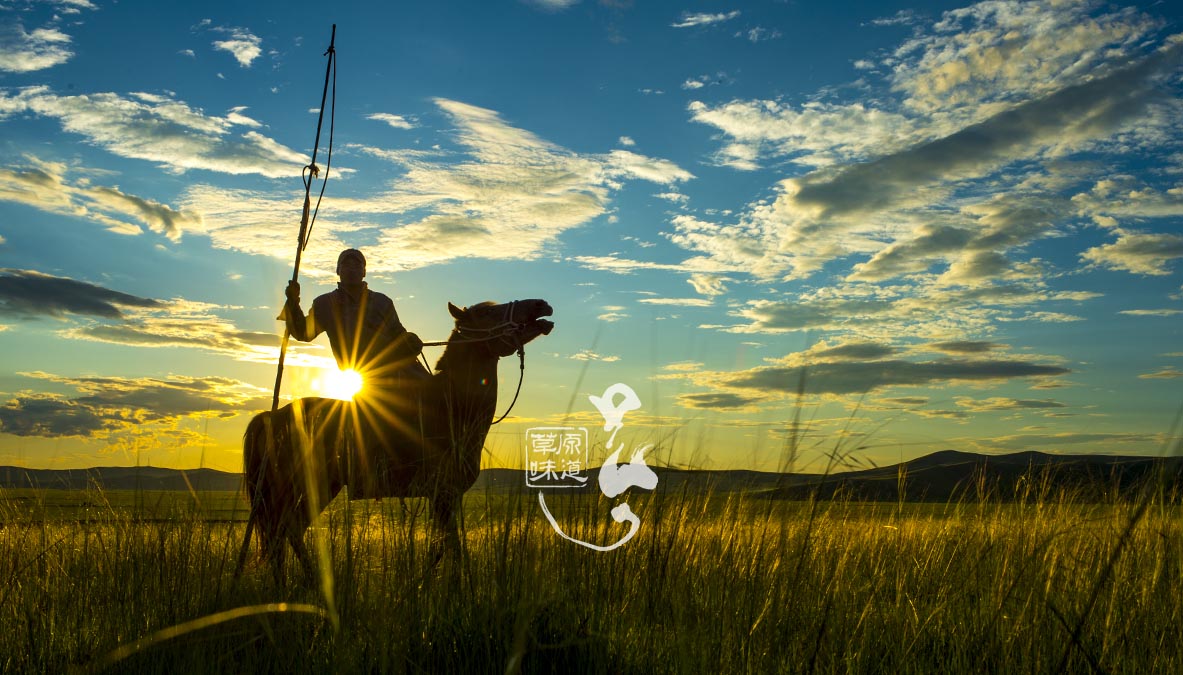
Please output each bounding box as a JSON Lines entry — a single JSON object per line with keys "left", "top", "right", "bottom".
{"left": 282, "top": 248, "right": 429, "bottom": 386}
{"left": 282, "top": 248, "right": 430, "bottom": 497}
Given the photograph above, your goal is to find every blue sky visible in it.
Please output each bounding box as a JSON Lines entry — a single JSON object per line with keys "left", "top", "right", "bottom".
{"left": 1, "top": 0, "right": 1181, "bottom": 473}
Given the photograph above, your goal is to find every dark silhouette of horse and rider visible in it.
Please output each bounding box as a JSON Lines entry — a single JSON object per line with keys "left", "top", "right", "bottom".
{"left": 237, "top": 248, "right": 554, "bottom": 582}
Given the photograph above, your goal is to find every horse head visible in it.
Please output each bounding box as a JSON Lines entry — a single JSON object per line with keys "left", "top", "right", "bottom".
{"left": 448, "top": 299, "right": 554, "bottom": 358}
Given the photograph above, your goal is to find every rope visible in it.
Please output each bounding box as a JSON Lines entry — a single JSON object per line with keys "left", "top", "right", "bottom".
{"left": 491, "top": 347, "right": 525, "bottom": 425}
{"left": 303, "top": 38, "right": 336, "bottom": 250}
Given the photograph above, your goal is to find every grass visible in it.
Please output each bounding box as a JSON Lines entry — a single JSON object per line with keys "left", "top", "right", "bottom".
{"left": 1, "top": 478, "right": 1181, "bottom": 674}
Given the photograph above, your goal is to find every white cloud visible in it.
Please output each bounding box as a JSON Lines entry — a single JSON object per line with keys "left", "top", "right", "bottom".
{"left": 0, "top": 372, "right": 271, "bottom": 439}
{"left": 62, "top": 299, "right": 329, "bottom": 368}
{"left": 688, "top": 273, "right": 729, "bottom": 296}
{"left": 0, "top": 157, "right": 201, "bottom": 240}
{"left": 719, "top": 281, "right": 1097, "bottom": 340}
{"left": 0, "top": 88, "right": 305, "bottom": 177}
{"left": 638, "top": 297, "right": 714, "bottom": 307}
{"left": 891, "top": 0, "right": 1161, "bottom": 119}
{"left": 688, "top": 99, "right": 921, "bottom": 169}
{"left": 869, "top": 10, "right": 918, "bottom": 27}
{"left": 1139, "top": 367, "right": 1183, "bottom": 379}
{"left": 570, "top": 349, "right": 619, "bottom": 362}
{"left": 212, "top": 28, "right": 262, "bottom": 67}
{"left": 655, "top": 191, "right": 688, "bottom": 204}
{"left": 1081, "top": 231, "right": 1183, "bottom": 275}
{"left": 1119, "top": 309, "right": 1183, "bottom": 317}
{"left": 181, "top": 98, "right": 691, "bottom": 272}
{"left": 670, "top": 352, "right": 1069, "bottom": 400}
{"left": 367, "top": 112, "right": 416, "bottom": 130}
{"left": 525, "top": 0, "right": 579, "bottom": 10}
{"left": 678, "top": 37, "right": 1183, "bottom": 282}
{"left": 672, "top": 11, "right": 740, "bottom": 29}
{"left": 0, "top": 23, "right": 73, "bottom": 73}
{"left": 572, "top": 254, "right": 732, "bottom": 275}
{"left": 605, "top": 149, "right": 693, "bottom": 184}
{"left": 954, "top": 396, "right": 1065, "bottom": 412}
{"left": 682, "top": 78, "right": 705, "bottom": 90}
{"left": 741, "top": 27, "right": 781, "bottom": 43}
{"left": 618, "top": 136, "right": 635, "bottom": 147}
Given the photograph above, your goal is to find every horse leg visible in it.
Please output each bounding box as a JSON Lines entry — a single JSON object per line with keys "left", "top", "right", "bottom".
{"left": 288, "top": 527, "right": 316, "bottom": 587}
{"left": 428, "top": 492, "right": 462, "bottom": 566}
{"left": 289, "top": 482, "right": 342, "bottom": 589}
{"left": 266, "top": 520, "right": 288, "bottom": 586}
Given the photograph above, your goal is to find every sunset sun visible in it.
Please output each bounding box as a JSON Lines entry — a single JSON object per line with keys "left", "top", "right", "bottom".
{"left": 316, "top": 368, "right": 364, "bottom": 401}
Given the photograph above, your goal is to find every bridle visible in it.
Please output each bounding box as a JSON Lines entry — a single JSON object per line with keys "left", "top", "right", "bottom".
{"left": 420, "top": 301, "right": 527, "bottom": 425}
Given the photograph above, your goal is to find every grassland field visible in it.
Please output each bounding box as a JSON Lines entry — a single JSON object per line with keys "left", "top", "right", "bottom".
{"left": 1, "top": 483, "right": 1180, "bottom": 674}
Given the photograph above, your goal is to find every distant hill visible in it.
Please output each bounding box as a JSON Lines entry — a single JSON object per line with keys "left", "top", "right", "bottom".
{"left": 0, "top": 466, "right": 242, "bottom": 492}
{"left": 2, "top": 450, "right": 1180, "bottom": 501}
{"left": 746, "top": 450, "right": 1183, "bottom": 502}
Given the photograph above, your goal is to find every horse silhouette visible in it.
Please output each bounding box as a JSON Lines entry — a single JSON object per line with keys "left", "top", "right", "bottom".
{"left": 236, "top": 299, "right": 554, "bottom": 582}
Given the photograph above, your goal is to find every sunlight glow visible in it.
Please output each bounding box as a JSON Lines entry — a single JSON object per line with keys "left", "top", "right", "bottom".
{"left": 314, "top": 368, "right": 364, "bottom": 401}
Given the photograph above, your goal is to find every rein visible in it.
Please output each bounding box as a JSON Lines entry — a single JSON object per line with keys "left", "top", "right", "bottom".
{"left": 418, "top": 301, "right": 527, "bottom": 425}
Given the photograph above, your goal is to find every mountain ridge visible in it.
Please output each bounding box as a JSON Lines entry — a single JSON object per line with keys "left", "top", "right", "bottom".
{"left": 1, "top": 450, "right": 1179, "bottom": 500}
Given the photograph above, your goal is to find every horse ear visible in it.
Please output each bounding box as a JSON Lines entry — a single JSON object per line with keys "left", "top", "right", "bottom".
{"left": 448, "top": 302, "right": 465, "bottom": 320}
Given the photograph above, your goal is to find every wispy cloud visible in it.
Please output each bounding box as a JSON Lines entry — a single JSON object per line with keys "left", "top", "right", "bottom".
{"left": 868, "top": 9, "right": 919, "bottom": 27}
{"left": 718, "top": 281, "right": 1097, "bottom": 339}
{"left": 954, "top": 396, "right": 1066, "bottom": 412}
{"left": 211, "top": 27, "right": 262, "bottom": 67}
{"left": 570, "top": 349, "right": 619, "bottom": 362}
{"left": 0, "top": 23, "right": 73, "bottom": 73}
{"left": 890, "top": 0, "right": 1160, "bottom": 117}
{"left": 0, "top": 88, "right": 305, "bottom": 177}
{"left": 0, "top": 269, "right": 323, "bottom": 366}
{"left": 676, "top": 391, "right": 765, "bottom": 411}
{"left": 1118, "top": 309, "right": 1183, "bottom": 317}
{"left": 672, "top": 11, "right": 740, "bottom": 29}
{"left": 926, "top": 340, "right": 1002, "bottom": 354}
{"left": 0, "top": 158, "right": 202, "bottom": 240}
{"left": 366, "top": 112, "right": 417, "bottom": 130}
{"left": 668, "top": 352, "right": 1069, "bottom": 400}
{"left": 687, "top": 273, "right": 729, "bottom": 296}
{"left": 679, "top": 3, "right": 1182, "bottom": 288}
{"left": 61, "top": 299, "right": 328, "bottom": 367}
{"left": 969, "top": 431, "right": 1159, "bottom": 452}
{"left": 637, "top": 297, "right": 713, "bottom": 307}
{"left": 183, "top": 98, "right": 692, "bottom": 271}
{"left": 524, "top": 0, "right": 579, "bottom": 11}
{"left": 1139, "top": 367, "right": 1183, "bottom": 379}
{"left": 0, "top": 269, "right": 162, "bottom": 319}
{"left": 689, "top": 99, "right": 920, "bottom": 170}
{"left": 1081, "top": 231, "right": 1183, "bottom": 276}
{"left": 738, "top": 27, "right": 781, "bottom": 43}
{"left": 597, "top": 305, "right": 629, "bottom": 322}
{"left": 0, "top": 372, "right": 270, "bottom": 439}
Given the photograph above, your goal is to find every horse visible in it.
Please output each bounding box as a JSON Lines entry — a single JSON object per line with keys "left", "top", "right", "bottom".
{"left": 235, "top": 298, "right": 554, "bottom": 583}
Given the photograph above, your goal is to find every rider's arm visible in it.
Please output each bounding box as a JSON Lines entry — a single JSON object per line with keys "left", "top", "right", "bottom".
{"left": 281, "top": 281, "right": 324, "bottom": 342}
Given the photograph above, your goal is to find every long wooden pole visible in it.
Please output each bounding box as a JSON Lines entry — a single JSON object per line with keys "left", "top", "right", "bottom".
{"left": 272, "top": 24, "right": 336, "bottom": 412}
{"left": 235, "top": 26, "right": 338, "bottom": 583}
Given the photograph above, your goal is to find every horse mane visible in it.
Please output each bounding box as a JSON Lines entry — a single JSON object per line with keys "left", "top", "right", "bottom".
{"left": 433, "top": 301, "right": 498, "bottom": 373}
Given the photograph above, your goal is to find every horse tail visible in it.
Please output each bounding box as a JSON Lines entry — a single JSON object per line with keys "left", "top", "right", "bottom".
{"left": 242, "top": 408, "right": 294, "bottom": 560}
{"left": 241, "top": 411, "right": 271, "bottom": 549}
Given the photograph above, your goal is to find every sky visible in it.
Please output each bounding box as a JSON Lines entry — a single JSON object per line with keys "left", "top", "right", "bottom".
{"left": 1, "top": 0, "right": 1181, "bottom": 474}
